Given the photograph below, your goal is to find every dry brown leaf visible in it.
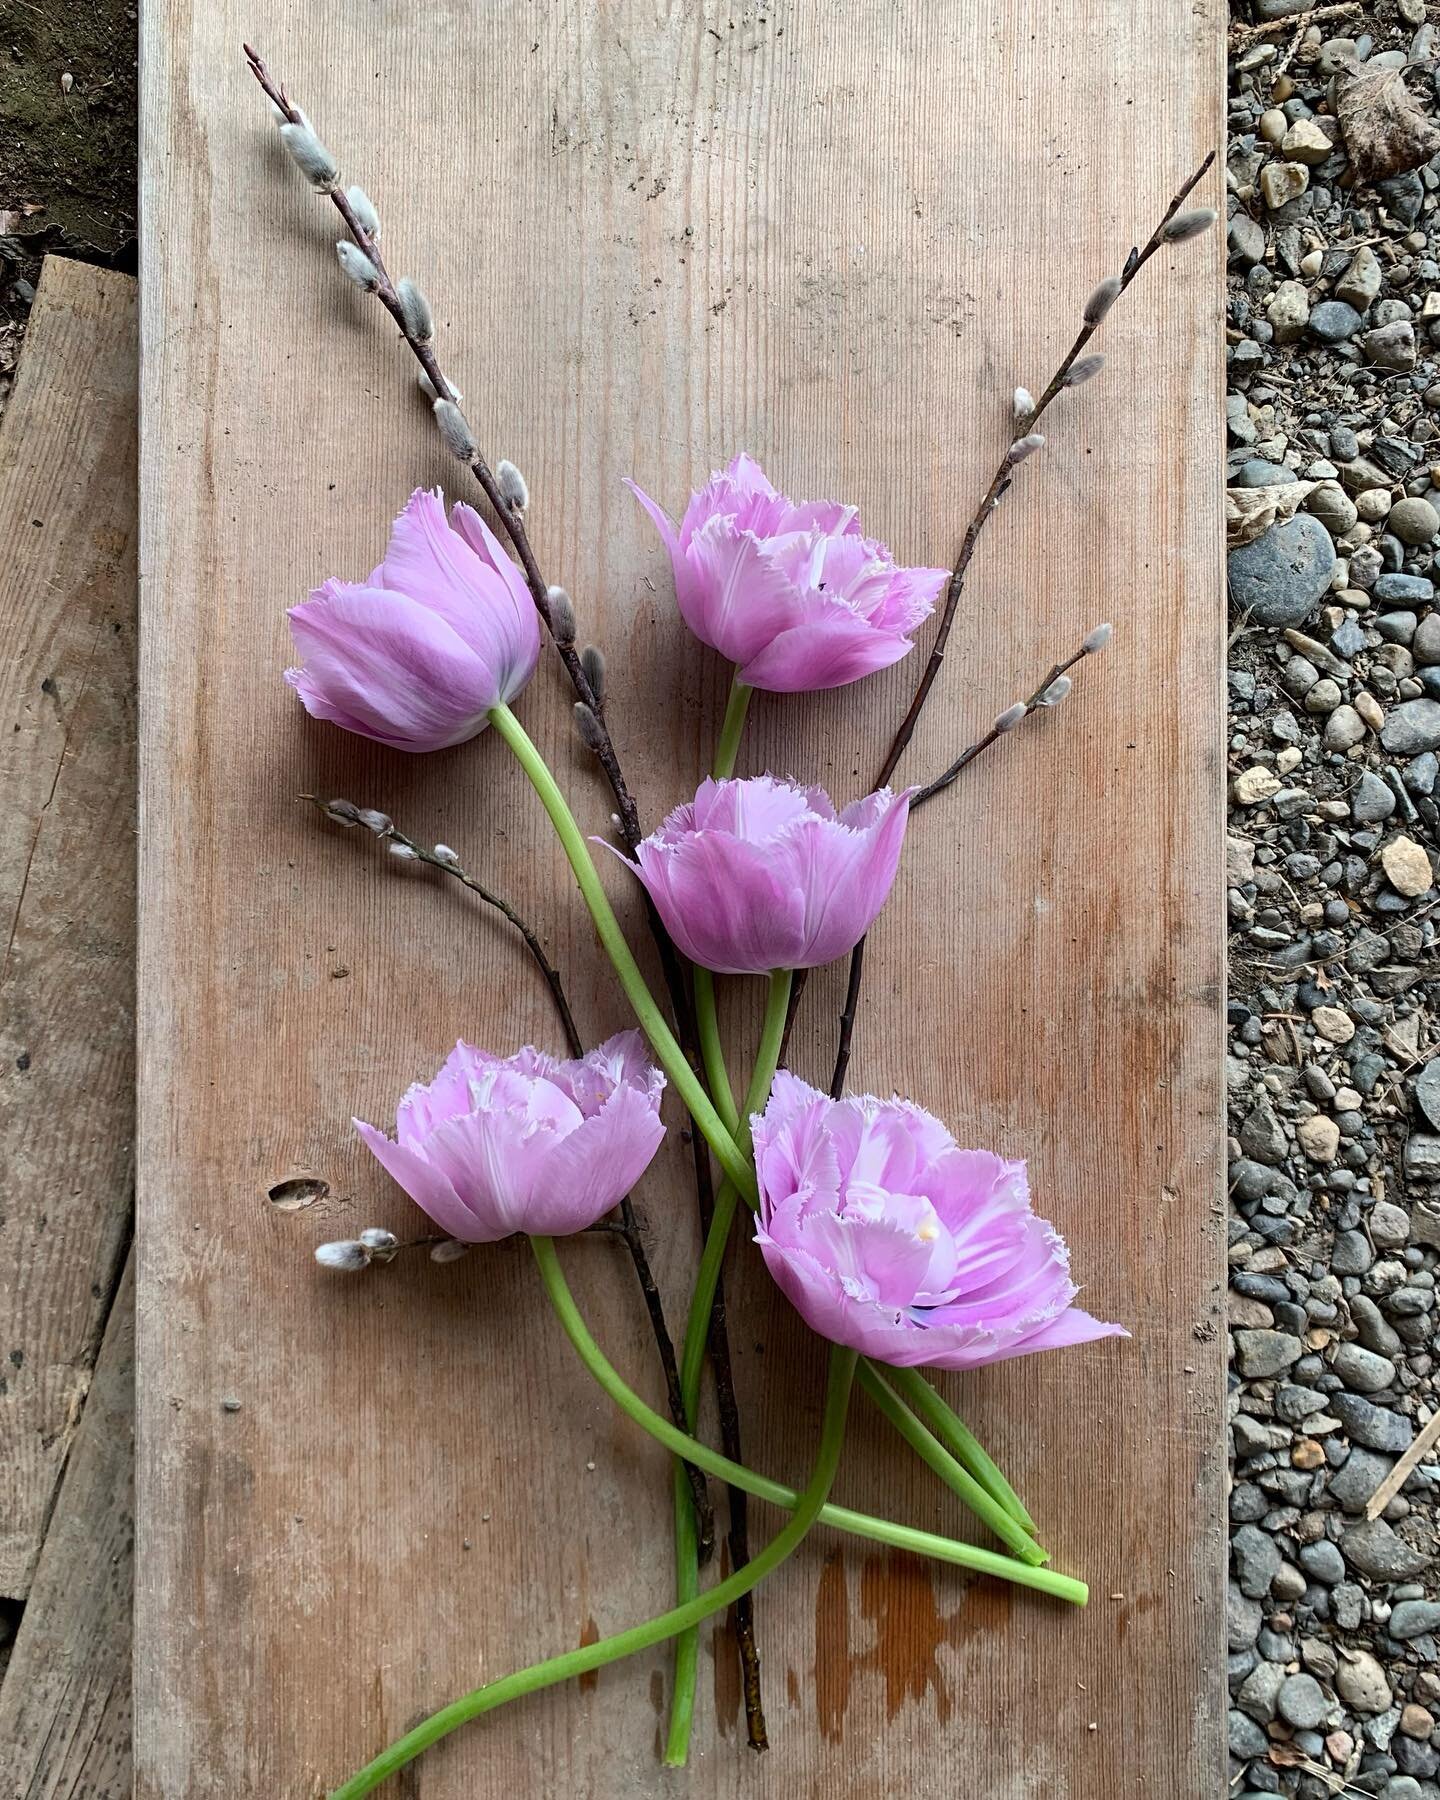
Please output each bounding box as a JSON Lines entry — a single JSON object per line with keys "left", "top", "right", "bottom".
{"left": 1225, "top": 480, "right": 1317, "bottom": 547}
{"left": 1335, "top": 61, "right": 1440, "bottom": 184}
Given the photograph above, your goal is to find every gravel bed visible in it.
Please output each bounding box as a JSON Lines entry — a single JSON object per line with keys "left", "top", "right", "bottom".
{"left": 1227, "top": 4, "right": 1440, "bottom": 1796}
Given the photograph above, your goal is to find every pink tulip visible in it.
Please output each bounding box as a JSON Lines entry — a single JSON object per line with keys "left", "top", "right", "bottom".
{"left": 355, "top": 1032, "right": 666, "bottom": 1241}
{"left": 752, "top": 1073, "right": 1126, "bottom": 1370}
{"left": 627, "top": 453, "right": 947, "bottom": 692}
{"left": 619, "top": 775, "right": 913, "bottom": 975}
{"left": 285, "top": 488, "right": 541, "bottom": 751}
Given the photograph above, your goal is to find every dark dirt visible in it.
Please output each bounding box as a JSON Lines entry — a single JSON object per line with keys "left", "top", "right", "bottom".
{"left": 0, "top": 0, "right": 137, "bottom": 403}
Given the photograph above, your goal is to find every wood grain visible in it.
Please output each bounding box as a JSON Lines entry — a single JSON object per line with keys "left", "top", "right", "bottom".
{"left": 138, "top": 5, "right": 1226, "bottom": 1795}
{"left": 0, "top": 1255, "right": 134, "bottom": 1799}
{"left": 0, "top": 256, "right": 137, "bottom": 1602}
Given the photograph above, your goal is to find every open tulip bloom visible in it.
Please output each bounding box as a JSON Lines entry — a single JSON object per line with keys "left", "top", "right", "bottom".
{"left": 622, "top": 774, "right": 914, "bottom": 974}
{"left": 628, "top": 453, "right": 948, "bottom": 693}
{"left": 752, "top": 1074, "right": 1126, "bottom": 1370}
{"left": 355, "top": 1034, "right": 667, "bottom": 1241}
{"left": 288, "top": 468, "right": 1126, "bottom": 1799}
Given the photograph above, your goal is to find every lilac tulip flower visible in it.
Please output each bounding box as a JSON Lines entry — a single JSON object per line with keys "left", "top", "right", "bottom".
{"left": 285, "top": 487, "right": 541, "bottom": 751}
{"left": 627, "top": 453, "right": 947, "bottom": 693}
{"left": 355, "top": 1032, "right": 666, "bottom": 1242}
{"left": 620, "top": 774, "right": 913, "bottom": 975}
{"left": 752, "top": 1073, "right": 1127, "bottom": 1370}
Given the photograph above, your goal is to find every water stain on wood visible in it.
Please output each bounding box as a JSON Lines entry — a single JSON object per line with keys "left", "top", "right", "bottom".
{"left": 578, "top": 1615, "right": 601, "bottom": 1693}
{"left": 814, "top": 1548, "right": 1014, "bottom": 1740}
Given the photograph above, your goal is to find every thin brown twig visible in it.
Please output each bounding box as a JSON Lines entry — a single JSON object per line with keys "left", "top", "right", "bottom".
{"left": 912, "top": 641, "right": 1098, "bottom": 811}
{"left": 250, "top": 49, "right": 768, "bottom": 1679}
{"left": 827, "top": 152, "right": 1216, "bottom": 1097}
{"left": 301, "top": 794, "right": 715, "bottom": 1557}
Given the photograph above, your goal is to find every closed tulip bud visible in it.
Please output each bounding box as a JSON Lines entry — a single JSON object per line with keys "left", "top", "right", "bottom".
{"left": 359, "top": 1227, "right": 399, "bottom": 1260}
{"left": 1162, "top": 206, "right": 1217, "bottom": 244}
{"left": 357, "top": 807, "right": 392, "bottom": 834}
{"left": 993, "top": 702, "right": 1028, "bottom": 733}
{"left": 1039, "top": 673, "right": 1073, "bottom": 707}
{"left": 496, "top": 459, "right": 529, "bottom": 511}
{"left": 285, "top": 490, "right": 540, "bottom": 753}
{"left": 574, "top": 702, "right": 606, "bottom": 751}
{"left": 388, "top": 840, "right": 420, "bottom": 860}
{"left": 336, "top": 240, "right": 379, "bottom": 290}
{"left": 321, "top": 798, "right": 361, "bottom": 826}
{"left": 580, "top": 645, "right": 606, "bottom": 706}
{"left": 1064, "top": 353, "right": 1105, "bottom": 388}
{"left": 547, "top": 584, "right": 576, "bottom": 645}
{"left": 430, "top": 1238, "right": 470, "bottom": 1263}
{"left": 1007, "top": 432, "right": 1046, "bottom": 465}
{"left": 1012, "top": 386, "right": 1035, "bottom": 422}
{"left": 433, "top": 399, "right": 477, "bottom": 463}
{"left": 417, "top": 370, "right": 462, "bottom": 404}
{"left": 396, "top": 278, "right": 434, "bottom": 344}
{"left": 279, "top": 121, "right": 338, "bottom": 191}
{"left": 315, "top": 1239, "right": 370, "bottom": 1272}
{"left": 433, "top": 843, "right": 461, "bottom": 866}
{"left": 346, "top": 185, "right": 380, "bottom": 240}
{"left": 1082, "top": 275, "right": 1122, "bottom": 326}
{"left": 1082, "top": 621, "right": 1113, "bottom": 653}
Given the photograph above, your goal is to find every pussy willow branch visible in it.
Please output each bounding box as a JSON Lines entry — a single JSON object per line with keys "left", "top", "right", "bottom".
{"left": 912, "top": 642, "right": 1097, "bottom": 812}
{"left": 829, "top": 150, "right": 1215, "bottom": 1097}
{"left": 303, "top": 796, "right": 714, "bottom": 1558}
{"left": 251, "top": 44, "right": 766, "bottom": 1718}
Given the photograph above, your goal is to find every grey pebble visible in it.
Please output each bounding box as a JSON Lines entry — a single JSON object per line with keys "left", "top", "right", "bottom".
{"left": 1229, "top": 515, "right": 1337, "bottom": 627}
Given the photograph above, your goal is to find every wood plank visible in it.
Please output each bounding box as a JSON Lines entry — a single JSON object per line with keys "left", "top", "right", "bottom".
{"left": 0, "top": 256, "right": 137, "bottom": 1601}
{"left": 138, "top": 6, "right": 1226, "bottom": 1796}
{"left": 0, "top": 1255, "right": 134, "bottom": 1799}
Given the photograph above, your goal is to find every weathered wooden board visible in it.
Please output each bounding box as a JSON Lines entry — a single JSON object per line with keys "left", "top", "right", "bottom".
{"left": 0, "top": 256, "right": 137, "bottom": 1602}
{"left": 0, "top": 1255, "right": 134, "bottom": 1799}
{"left": 138, "top": 5, "right": 1225, "bottom": 1796}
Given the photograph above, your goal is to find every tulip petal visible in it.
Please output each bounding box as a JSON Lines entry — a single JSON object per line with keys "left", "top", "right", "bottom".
{"left": 631, "top": 830, "right": 807, "bottom": 974}
{"left": 287, "top": 583, "right": 496, "bottom": 751}
{"left": 736, "top": 599, "right": 917, "bottom": 693}
{"left": 354, "top": 1119, "right": 490, "bottom": 1242}
{"left": 681, "top": 520, "right": 807, "bottom": 666}
{"left": 527, "top": 1081, "right": 667, "bottom": 1234}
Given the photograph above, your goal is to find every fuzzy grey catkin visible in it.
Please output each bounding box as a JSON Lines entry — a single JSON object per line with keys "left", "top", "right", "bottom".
{"left": 993, "top": 702, "right": 1028, "bottom": 733}
{"left": 433, "top": 399, "right": 477, "bottom": 462}
{"left": 396, "top": 278, "right": 434, "bottom": 344}
{"left": 1039, "top": 673, "right": 1073, "bottom": 707}
{"left": 1007, "top": 432, "right": 1045, "bottom": 464}
{"left": 1064, "top": 353, "right": 1105, "bottom": 387}
{"left": 547, "top": 585, "right": 577, "bottom": 646}
{"left": 346, "top": 185, "right": 380, "bottom": 240}
{"left": 335, "top": 240, "right": 380, "bottom": 290}
{"left": 417, "top": 370, "right": 462, "bottom": 404}
{"left": 496, "top": 460, "right": 529, "bottom": 511}
{"left": 1082, "top": 621, "right": 1113, "bottom": 653}
{"left": 279, "top": 122, "right": 338, "bottom": 191}
{"left": 580, "top": 645, "right": 606, "bottom": 706}
{"left": 315, "top": 1240, "right": 370, "bottom": 1271}
{"left": 573, "top": 702, "right": 606, "bottom": 751}
{"left": 1082, "top": 275, "right": 1122, "bottom": 326}
{"left": 1162, "top": 207, "right": 1217, "bottom": 244}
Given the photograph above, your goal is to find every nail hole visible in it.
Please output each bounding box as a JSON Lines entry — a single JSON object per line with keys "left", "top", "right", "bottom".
{"left": 267, "top": 1177, "right": 329, "bottom": 1211}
